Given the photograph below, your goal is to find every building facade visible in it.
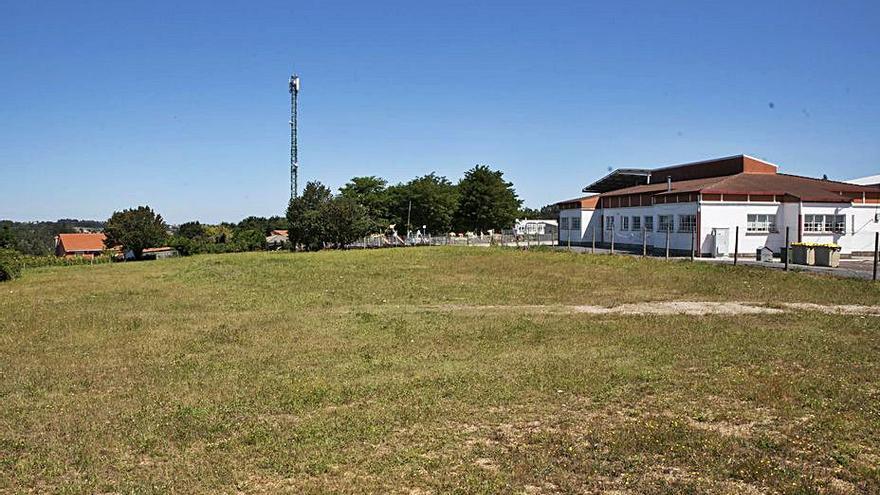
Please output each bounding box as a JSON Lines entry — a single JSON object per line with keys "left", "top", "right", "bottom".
{"left": 557, "top": 195, "right": 600, "bottom": 246}
{"left": 514, "top": 219, "right": 558, "bottom": 236}
{"left": 55, "top": 233, "right": 108, "bottom": 258}
{"left": 558, "top": 155, "right": 880, "bottom": 256}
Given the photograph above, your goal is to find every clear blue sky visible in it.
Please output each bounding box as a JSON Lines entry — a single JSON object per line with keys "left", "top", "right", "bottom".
{"left": 2, "top": 1, "right": 879, "bottom": 224}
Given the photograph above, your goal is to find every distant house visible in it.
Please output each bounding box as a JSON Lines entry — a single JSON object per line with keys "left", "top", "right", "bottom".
{"left": 124, "top": 246, "right": 179, "bottom": 261}
{"left": 513, "top": 219, "right": 558, "bottom": 236}
{"left": 55, "top": 233, "right": 108, "bottom": 258}
{"left": 266, "top": 229, "right": 289, "bottom": 249}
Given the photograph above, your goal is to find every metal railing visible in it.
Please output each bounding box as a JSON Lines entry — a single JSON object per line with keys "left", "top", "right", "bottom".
{"left": 347, "top": 232, "right": 558, "bottom": 249}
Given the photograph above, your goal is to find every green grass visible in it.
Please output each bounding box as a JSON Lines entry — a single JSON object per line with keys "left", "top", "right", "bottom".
{"left": 1, "top": 247, "right": 879, "bottom": 493}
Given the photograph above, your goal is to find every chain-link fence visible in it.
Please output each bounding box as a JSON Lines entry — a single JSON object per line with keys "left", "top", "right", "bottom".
{"left": 347, "top": 232, "right": 558, "bottom": 249}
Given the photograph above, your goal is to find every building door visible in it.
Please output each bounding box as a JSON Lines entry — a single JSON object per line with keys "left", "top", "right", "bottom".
{"left": 711, "top": 228, "right": 730, "bottom": 257}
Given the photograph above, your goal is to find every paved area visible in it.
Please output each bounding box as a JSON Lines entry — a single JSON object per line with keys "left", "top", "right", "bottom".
{"left": 555, "top": 246, "right": 879, "bottom": 281}
{"left": 695, "top": 257, "right": 878, "bottom": 280}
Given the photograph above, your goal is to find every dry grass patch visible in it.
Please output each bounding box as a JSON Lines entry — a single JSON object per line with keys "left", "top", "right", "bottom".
{"left": 1, "top": 248, "right": 879, "bottom": 493}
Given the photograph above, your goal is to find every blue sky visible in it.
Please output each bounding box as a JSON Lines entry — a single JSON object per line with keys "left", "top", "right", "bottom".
{"left": 2, "top": 0, "right": 879, "bottom": 223}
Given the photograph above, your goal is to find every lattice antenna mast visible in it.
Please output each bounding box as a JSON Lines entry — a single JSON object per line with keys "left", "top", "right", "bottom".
{"left": 289, "top": 73, "right": 300, "bottom": 200}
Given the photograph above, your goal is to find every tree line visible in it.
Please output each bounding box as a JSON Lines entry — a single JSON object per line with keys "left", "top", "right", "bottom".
{"left": 2, "top": 164, "right": 557, "bottom": 260}
{"left": 287, "top": 164, "right": 523, "bottom": 250}
{"left": 0, "top": 219, "right": 105, "bottom": 256}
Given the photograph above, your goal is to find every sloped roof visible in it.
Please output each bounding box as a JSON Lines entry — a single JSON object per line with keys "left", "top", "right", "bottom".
{"left": 600, "top": 172, "right": 878, "bottom": 202}
{"left": 700, "top": 173, "right": 876, "bottom": 201}
{"left": 57, "top": 233, "right": 106, "bottom": 253}
{"left": 601, "top": 176, "right": 727, "bottom": 197}
{"left": 847, "top": 174, "right": 880, "bottom": 186}
{"left": 555, "top": 195, "right": 600, "bottom": 209}
{"left": 583, "top": 155, "right": 777, "bottom": 193}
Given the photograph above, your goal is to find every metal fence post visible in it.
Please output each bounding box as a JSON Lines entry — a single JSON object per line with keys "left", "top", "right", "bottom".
{"left": 873, "top": 232, "right": 878, "bottom": 281}
{"left": 733, "top": 226, "right": 739, "bottom": 265}
{"left": 567, "top": 230, "right": 571, "bottom": 251}
{"left": 610, "top": 228, "right": 615, "bottom": 255}
{"left": 592, "top": 224, "right": 596, "bottom": 253}
{"left": 784, "top": 226, "right": 790, "bottom": 271}
{"left": 665, "top": 223, "right": 671, "bottom": 259}
{"left": 690, "top": 229, "right": 695, "bottom": 260}
{"left": 642, "top": 226, "right": 647, "bottom": 256}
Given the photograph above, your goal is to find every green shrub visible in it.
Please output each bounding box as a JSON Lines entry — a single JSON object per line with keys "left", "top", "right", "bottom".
{"left": 0, "top": 249, "right": 22, "bottom": 281}
{"left": 17, "top": 253, "right": 113, "bottom": 269}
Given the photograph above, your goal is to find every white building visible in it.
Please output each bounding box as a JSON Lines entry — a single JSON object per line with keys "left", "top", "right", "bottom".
{"left": 557, "top": 195, "right": 601, "bottom": 246}
{"left": 514, "top": 219, "right": 558, "bottom": 236}
{"left": 557, "top": 155, "right": 880, "bottom": 256}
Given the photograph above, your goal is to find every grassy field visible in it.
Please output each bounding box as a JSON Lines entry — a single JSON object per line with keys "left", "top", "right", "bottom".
{"left": 1, "top": 247, "right": 879, "bottom": 494}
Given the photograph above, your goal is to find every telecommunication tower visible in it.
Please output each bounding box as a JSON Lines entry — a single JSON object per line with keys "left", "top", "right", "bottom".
{"left": 289, "top": 73, "right": 300, "bottom": 200}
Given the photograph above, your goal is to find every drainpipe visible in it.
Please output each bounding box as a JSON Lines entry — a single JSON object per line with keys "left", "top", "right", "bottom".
{"left": 798, "top": 200, "right": 803, "bottom": 243}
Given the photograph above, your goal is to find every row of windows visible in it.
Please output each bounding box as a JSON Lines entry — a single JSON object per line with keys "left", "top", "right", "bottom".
{"left": 559, "top": 217, "right": 581, "bottom": 230}
{"left": 804, "top": 214, "right": 845, "bottom": 233}
{"left": 605, "top": 215, "right": 695, "bottom": 233}
{"left": 565, "top": 213, "right": 849, "bottom": 234}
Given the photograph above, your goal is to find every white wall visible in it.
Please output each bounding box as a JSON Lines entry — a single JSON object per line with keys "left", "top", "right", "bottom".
{"left": 699, "top": 202, "right": 798, "bottom": 256}
{"left": 801, "top": 203, "right": 880, "bottom": 254}
{"left": 699, "top": 201, "right": 880, "bottom": 255}
{"left": 565, "top": 200, "right": 879, "bottom": 255}
{"left": 601, "top": 203, "right": 698, "bottom": 251}
{"left": 558, "top": 209, "right": 599, "bottom": 245}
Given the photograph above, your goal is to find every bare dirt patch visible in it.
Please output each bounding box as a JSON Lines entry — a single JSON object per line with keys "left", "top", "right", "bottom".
{"left": 412, "top": 301, "right": 880, "bottom": 316}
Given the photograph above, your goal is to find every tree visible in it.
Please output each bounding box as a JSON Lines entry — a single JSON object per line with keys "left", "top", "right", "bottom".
{"left": 321, "top": 196, "right": 373, "bottom": 248}
{"left": 287, "top": 181, "right": 332, "bottom": 251}
{"left": 454, "top": 165, "right": 521, "bottom": 233}
{"left": 0, "top": 249, "right": 22, "bottom": 281}
{"left": 103, "top": 206, "right": 168, "bottom": 260}
{"left": 232, "top": 229, "right": 266, "bottom": 251}
{"left": 178, "top": 221, "right": 206, "bottom": 240}
{"left": 519, "top": 203, "right": 560, "bottom": 220}
{"left": 0, "top": 225, "right": 14, "bottom": 249}
{"left": 205, "top": 224, "right": 234, "bottom": 244}
{"left": 338, "top": 176, "right": 390, "bottom": 231}
{"left": 386, "top": 173, "right": 458, "bottom": 235}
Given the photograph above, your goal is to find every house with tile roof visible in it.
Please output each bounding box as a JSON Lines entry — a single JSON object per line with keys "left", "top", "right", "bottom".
{"left": 54, "top": 233, "right": 109, "bottom": 258}
{"left": 556, "top": 155, "right": 880, "bottom": 256}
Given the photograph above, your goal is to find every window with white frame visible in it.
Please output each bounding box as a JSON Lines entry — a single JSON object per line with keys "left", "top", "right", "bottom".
{"left": 622, "top": 216, "right": 629, "bottom": 231}
{"left": 570, "top": 216, "right": 580, "bottom": 231}
{"left": 804, "top": 214, "right": 846, "bottom": 233}
{"left": 632, "top": 216, "right": 641, "bottom": 231}
{"left": 746, "top": 214, "right": 777, "bottom": 233}
{"left": 644, "top": 216, "right": 654, "bottom": 232}
{"left": 658, "top": 215, "right": 673, "bottom": 232}
{"left": 678, "top": 215, "right": 696, "bottom": 233}
{"left": 605, "top": 216, "right": 614, "bottom": 231}
{"left": 560, "top": 217, "right": 569, "bottom": 230}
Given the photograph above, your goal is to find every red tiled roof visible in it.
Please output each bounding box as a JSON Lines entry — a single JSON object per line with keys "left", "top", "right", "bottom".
{"left": 57, "top": 233, "right": 106, "bottom": 253}
{"left": 601, "top": 172, "right": 879, "bottom": 203}
{"left": 601, "top": 176, "right": 727, "bottom": 197}
{"left": 555, "top": 195, "right": 600, "bottom": 208}
{"left": 271, "top": 229, "right": 288, "bottom": 236}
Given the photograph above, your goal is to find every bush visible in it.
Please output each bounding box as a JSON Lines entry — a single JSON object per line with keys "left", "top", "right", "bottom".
{"left": 17, "top": 254, "right": 113, "bottom": 269}
{"left": 0, "top": 249, "right": 22, "bottom": 281}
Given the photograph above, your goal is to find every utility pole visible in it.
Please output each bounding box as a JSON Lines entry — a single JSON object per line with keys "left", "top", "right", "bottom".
{"left": 406, "top": 200, "right": 412, "bottom": 239}
{"left": 289, "top": 73, "right": 300, "bottom": 201}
